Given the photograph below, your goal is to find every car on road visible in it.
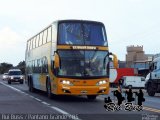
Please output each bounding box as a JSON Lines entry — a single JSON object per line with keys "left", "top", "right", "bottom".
{"left": 122, "top": 76, "right": 146, "bottom": 89}
{"left": 7, "top": 69, "right": 24, "bottom": 84}
{"left": 2, "top": 73, "right": 8, "bottom": 80}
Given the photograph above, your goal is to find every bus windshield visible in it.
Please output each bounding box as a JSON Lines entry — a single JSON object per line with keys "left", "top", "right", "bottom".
{"left": 58, "top": 22, "right": 107, "bottom": 46}
{"left": 8, "top": 71, "right": 22, "bottom": 75}
{"left": 58, "top": 50, "right": 109, "bottom": 78}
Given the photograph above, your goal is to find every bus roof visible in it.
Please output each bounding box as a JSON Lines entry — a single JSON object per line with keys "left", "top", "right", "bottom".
{"left": 57, "top": 19, "right": 104, "bottom": 25}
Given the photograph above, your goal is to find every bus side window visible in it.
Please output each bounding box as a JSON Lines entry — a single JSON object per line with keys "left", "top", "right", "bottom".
{"left": 47, "top": 27, "right": 52, "bottom": 42}
{"left": 43, "top": 30, "right": 47, "bottom": 44}
{"left": 34, "top": 37, "right": 36, "bottom": 48}
{"left": 30, "top": 39, "right": 33, "bottom": 50}
{"left": 39, "top": 32, "right": 43, "bottom": 46}
{"left": 34, "top": 59, "right": 37, "bottom": 73}
{"left": 37, "top": 59, "right": 40, "bottom": 73}
{"left": 42, "top": 58, "right": 44, "bottom": 73}
{"left": 42, "top": 57, "right": 48, "bottom": 73}
{"left": 45, "top": 57, "right": 48, "bottom": 73}
{"left": 36, "top": 35, "right": 39, "bottom": 48}
{"left": 32, "top": 60, "right": 34, "bottom": 72}
{"left": 27, "top": 41, "right": 30, "bottom": 51}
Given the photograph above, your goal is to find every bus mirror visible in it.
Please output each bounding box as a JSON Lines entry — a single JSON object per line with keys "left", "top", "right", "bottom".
{"left": 109, "top": 52, "right": 118, "bottom": 68}
{"left": 54, "top": 52, "right": 60, "bottom": 69}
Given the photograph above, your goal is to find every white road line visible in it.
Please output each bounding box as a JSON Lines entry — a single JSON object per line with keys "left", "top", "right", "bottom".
{"left": 143, "top": 107, "right": 160, "bottom": 113}
{"left": 0, "top": 82, "right": 22, "bottom": 92}
{"left": 0, "top": 81, "right": 82, "bottom": 120}
{"left": 50, "top": 107, "right": 81, "bottom": 120}
{"left": 51, "top": 106, "right": 69, "bottom": 114}
{"left": 34, "top": 98, "right": 42, "bottom": 102}
{"left": 41, "top": 101, "right": 50, "bottom": 106}
{"left": 29, "top": 95, "right": 35, "bottom": 98}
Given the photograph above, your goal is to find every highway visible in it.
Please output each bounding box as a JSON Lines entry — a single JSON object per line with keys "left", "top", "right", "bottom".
{"left": 0, "top": 78, "right": 159, "bottom": 120}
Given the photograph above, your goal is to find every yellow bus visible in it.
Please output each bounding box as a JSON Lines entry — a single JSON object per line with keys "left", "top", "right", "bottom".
{"left": 25, "top": 20, "right": 117, "bottom": 100}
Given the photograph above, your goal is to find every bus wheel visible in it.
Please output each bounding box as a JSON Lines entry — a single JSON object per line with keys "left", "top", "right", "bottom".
{"left": 29, "top": 79, "right": 35, "bottom": 92}
{"left": 87, "top": 95, "right": 97, "bottom": 100}
{"left": 47, "top": 80, "right": 53, "bottom": 99}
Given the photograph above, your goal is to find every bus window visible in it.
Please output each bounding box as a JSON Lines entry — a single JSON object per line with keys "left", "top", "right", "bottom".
{"left": 37, "top": 59, "right": 41, "bottom": 73}
{"left": 58, "top": 22, "right": 107, "bottom": 46}
{"left": 32, "top": 38, "right": 34, "bottom": 49}
{"left": 32, "top": 60, "right": 35, "bottom": 72}
{"left": 27, "top": 41, "right": 30, "bottom": 51}
{"left": 52, "top": 24, "right": 56, "bottom": 42}
{"left": 33, "top": 37, "right": 36, "bottom": 48}
{"left": 47, "top": 27, "right": 52, "bottom": 42}
{"left": 58, "top": 50, "right": 108, "bottom": 77}
{"left": 29, "top": 40, "right": 31, "bottom": 50}
{"left": 43, "top": 30, "right": 47, "bottom": 44}
{"left": 42, "top": 57, "right": 48, "bottom": 73}
{"left": 36, "top": 35, "right": 39, "bottom": 48}
{"left": 29, "top": 41, "right": 31, "bottom": 50}
{"left": 39, "top": 32, "right": 43, "bottom": 46}
{"left": 34, "top": 59, "right": 37, "bottom": 73}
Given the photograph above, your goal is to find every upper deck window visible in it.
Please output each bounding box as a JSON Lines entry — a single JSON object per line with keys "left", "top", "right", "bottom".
{"left": 58, "top": 22, "right": 107, "bottom": 46}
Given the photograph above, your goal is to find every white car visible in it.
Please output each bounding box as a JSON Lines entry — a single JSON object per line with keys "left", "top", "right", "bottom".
{"left": 122, "top": 76, "right": 146, "bottom": 89}
{"left": 7, "top": 69, "right": 24, "bottom": 84}
{"left": 2, "top": 73, "right": 8, "bottom": 80}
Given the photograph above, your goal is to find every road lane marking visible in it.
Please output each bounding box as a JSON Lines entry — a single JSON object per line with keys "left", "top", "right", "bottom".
{"left": 42, "top": 101, "right": 51, "bottom": 106}
{"left": 0, "top": 81, "right": 81, "bottom": 120}
{"left": 143, "top": 107, "right": 160, "bottom": 113}
{"left": 51, "top": 106, "right": 69, "bottom": 114}
{"left": 34, "top": 98, "right": 42, "bottom": 102}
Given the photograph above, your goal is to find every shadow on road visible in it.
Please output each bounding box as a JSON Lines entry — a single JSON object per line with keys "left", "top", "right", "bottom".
{"left": 28, "top": 89, "right": 100, "bottom": 103}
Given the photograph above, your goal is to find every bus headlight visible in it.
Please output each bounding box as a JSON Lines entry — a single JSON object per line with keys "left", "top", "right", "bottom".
{"left": 61, "top": 80, "right": 73, "bottom": 86}
{"left": 20, "top": 76, "right": 24, "bottom": 79}
{"left": 96, "top": 80, "right": 107, "bottom": 86}
{"left": 10, "top": 76, "right": 14, "bottom": 79}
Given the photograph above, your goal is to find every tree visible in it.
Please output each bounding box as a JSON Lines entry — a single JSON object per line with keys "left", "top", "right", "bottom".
{"left": 16, "top": 61, "right": 26, "bottom": 74}
{"left": 0, "top": 62, "right": 13, "bottom": 74}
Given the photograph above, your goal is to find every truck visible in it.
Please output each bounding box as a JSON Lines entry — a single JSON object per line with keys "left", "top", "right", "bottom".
{"left": 110, "top": 68, "right": 136, "bottom": 86}
{"left": 145, "top": 54, "right": 160, "bottom": 96}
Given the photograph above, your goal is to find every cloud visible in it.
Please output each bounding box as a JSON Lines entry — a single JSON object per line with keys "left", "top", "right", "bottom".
{"left": 0, "top": 27, "right": 22, "bottom": 46}
{"left": 0, "top": 27, "right": 25, "bottom": 65}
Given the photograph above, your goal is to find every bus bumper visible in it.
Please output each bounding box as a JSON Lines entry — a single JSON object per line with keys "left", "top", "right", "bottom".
{"left": 56, "top": 84, "right": 110, "bottom": 95}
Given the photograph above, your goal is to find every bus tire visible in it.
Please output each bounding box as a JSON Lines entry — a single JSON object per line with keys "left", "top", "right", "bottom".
{"left": 46, "top": 79, "right": 53, "bottom": 99}
{"left": 87, "top": 95, "right": 97, "bottom": 100}
{"left": 29, "top": 78, "right": 35, "bottom": 92}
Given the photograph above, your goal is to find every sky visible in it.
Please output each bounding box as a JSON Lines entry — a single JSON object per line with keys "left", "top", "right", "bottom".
{"left": 0, "top": 0, "right": 160, "bottom": 65}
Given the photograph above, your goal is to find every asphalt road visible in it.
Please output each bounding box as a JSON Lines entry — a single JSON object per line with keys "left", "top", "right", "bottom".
{"left": 0, "top": 78, "right": 159, "bottom": 120}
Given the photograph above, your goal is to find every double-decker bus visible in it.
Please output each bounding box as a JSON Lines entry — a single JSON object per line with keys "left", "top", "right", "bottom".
{"left": 25, "top": 20, "right": 118, "bottom": 100}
